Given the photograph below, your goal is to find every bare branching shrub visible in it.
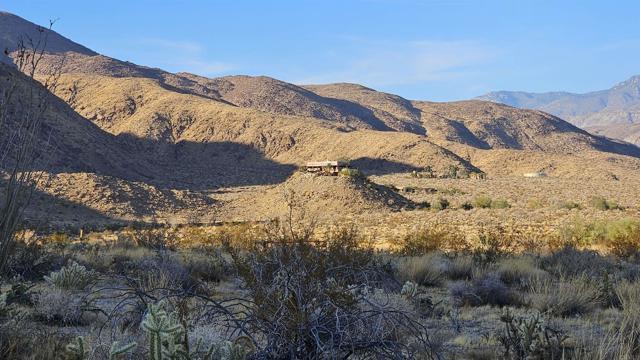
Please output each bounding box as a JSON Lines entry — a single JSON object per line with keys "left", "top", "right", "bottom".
{"left": 228, "top": 222, "right": 437, "bottom": 358}
{"left": 0, "top": 20, "right": 62, "bottom": 273}
{"left": 34, "top": 287, "right": 90, "bottom": 325}
{"left": 181, "top": 250, "right": 229, "bottom": 283}
{"left": 122, "top": 227, "right": 180, "bottom": 251}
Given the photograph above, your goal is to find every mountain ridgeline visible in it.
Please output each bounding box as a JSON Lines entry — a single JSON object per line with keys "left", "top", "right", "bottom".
{"left": 2, "top": 11, "right": 640, "bottom": 223}
{"left": 478, "top": 75, "right": 640, "bottom": 145}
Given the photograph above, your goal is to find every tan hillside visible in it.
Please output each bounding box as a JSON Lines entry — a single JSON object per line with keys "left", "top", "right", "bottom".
{"left": 179, "top": 73, "right": 416, "bottom": 132}
{"left": 48, "top": 73, "right": 474, "bottom": 177}
{"left": 223, "top": 171, "right": 414, "bottom": 221}
{"left": 302, "top": 82, "right": 425, "bottom": 134}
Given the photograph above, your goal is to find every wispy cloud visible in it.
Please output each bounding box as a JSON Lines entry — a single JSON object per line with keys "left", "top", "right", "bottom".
{"left": 295, "top": 39, "right": 498, "bottom": 88}
{"left": 128, "top": 38, "right": 235, "bottom": 76}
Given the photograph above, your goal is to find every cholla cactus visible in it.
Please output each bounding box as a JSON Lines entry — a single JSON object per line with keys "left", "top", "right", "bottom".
{"left": 44, "top": 261, "right": 95, "bottom": 290}
{"left": 0, "top": 292, "right": 8, "bottom": 316}
{"left": 65, "top": 336, "right": 87, "bottom": 360}
{"left": 401, "top": 281, "right": 419, "bottom": 298}
{"left": 208, "top": 338, "right": 250, "bottom": 360}
{"left": 65, "top": 336, "right": 136, "bottom": 360}
{"left": 108, "top": 341, "right": 137, "bottom": 360}
{"left": 141, "top": 302, "right": 187, "bottom": 360}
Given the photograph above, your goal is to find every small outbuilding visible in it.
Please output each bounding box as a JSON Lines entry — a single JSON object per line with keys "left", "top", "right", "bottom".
{"left": 305, "top": 160, "right": 351, "bottom": 176}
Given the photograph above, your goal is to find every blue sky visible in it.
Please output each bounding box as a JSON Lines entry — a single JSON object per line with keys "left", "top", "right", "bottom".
{"left": 4, "top": 0, "right": 640, "bottom": 101}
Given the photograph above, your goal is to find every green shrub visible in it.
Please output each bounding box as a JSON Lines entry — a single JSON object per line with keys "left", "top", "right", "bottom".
{"left": 438, "top": 187, "right": 465, "bottom": 196}
{"left": 473, "top": 195, "right": 493, "bottom": 209}
{"left": 605, "top": 219, "right": 640, "bottom": 258}
{"left": 590, "top": 196, "right": 621, "bottom": 211}
{"left": 557, "top": 201, "right": 581, "bottom": 210}
{"left": 339, "top": 168, "right": 366, "bottom": 180}
{"left": 432, "top": 197, "right": 450, "bottom": 211}
{"left": 491, "top": 199, "right": 511, "bottom": 209}
{"left": 398, "top": 225, "right": 466, "bottom": 255}
{"left": 555, "top": 217, "right": 607, "bottom": 248}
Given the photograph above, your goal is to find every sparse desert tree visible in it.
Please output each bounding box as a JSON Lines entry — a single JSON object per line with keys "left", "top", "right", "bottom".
{"left": 0, "top": 20, "right": 64, "bottom": 273}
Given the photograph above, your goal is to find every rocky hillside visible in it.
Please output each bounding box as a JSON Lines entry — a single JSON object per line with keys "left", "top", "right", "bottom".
{"left": 3, "top": 11, "right": 640, "bottom": 225}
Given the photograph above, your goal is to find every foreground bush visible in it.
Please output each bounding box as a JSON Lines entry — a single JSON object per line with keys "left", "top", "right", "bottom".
{"left": 450, "top": 273, "right": 523, "bottom": 307}
{"left": 229, "top": 224, "right": 437, "bottom": 358}
{"left": 397, "top": 254, "right": 448, "bottom": 287}
{"left": 530, "top": 275, "right": 601, "bottom": 317}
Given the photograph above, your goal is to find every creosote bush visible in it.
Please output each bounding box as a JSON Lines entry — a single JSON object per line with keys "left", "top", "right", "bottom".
{"left": 432, "top": 197, "right": 450, "bottom": 211}
{"left": 399, "top": 225, "right": 467, "bottom": 255}
{"left": 590, "top": 196, "right": 621, "bottom": 211}
{"left": 472, "top": 195, "right": 510, "bottom": 209}
{"left": 473, "top": 195, "right": 493, "bottom": 209}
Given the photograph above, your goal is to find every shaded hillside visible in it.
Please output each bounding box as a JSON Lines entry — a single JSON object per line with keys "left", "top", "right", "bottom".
{"left": 412, "top": 100, "right": 640, "bottom": 157}
{"left": 302, "top": 83, "right": 425, "bottom": 134}
{"left": 478, "top": 75, "right": 640, "bottom": 145}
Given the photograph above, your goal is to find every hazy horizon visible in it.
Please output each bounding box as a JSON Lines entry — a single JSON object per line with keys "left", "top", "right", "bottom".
{"left": 3, "top": 0, "right": 640, "bottom": 101}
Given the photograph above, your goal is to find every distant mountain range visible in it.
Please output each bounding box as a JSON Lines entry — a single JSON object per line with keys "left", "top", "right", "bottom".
{"left": 478, "top": 76, "right": 640, "bottom": 145}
